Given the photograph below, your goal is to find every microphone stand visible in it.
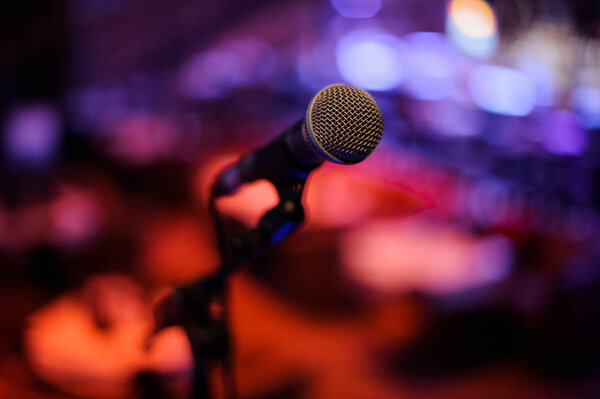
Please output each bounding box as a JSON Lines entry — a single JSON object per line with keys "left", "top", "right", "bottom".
{"left": 157, "top": 172, "right": 313, "bottom": 399}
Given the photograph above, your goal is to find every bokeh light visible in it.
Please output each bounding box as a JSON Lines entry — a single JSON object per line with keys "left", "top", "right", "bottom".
{"left": 330, "top": 0, "right": 382, "bottom": 19}
{"left": 517, "top": 60, "right": 556, "bottom": 107}
{"left": 336, "top": 29, "right": 404, "bottom": 91}
{"left": 3, "top": 105, "right": 62, "bottom": 168}
{"left": 541, "top": 111, "right": 588, "bottom": 156}
{"left": 468, "top": 65, "right": 537, "bottom": 116}
{"left": 446, "top": 0, "right": 498, "bottom": 59}
{"left": 5, "top": 1, "right": 600, "bottom": 398}
{"left": 179, "top": 38, "right": 277, "bottom": 99}
{"left": 341, "top": 217, "right": 513, "bottom": 295}
{"left": 50, "top": 186, "right": 103, "bottom": 248}
{"left": 402, "top": 32, "right": 458, "bottom": 101}
{"left": 572, "top": 86, "right": 600, "bottom": 129}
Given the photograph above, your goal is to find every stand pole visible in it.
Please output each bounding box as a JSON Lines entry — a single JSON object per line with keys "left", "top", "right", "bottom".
{"left": 154, "top": 174, "right": 309, "bottom": 399}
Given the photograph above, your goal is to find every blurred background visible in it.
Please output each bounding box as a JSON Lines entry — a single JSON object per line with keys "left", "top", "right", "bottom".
{"left": 2, "top": 0, "right": 600, "bottom": 398}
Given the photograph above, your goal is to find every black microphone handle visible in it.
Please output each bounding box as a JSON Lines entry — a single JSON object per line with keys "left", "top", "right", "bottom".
{"left": 212, "top": 120, "right": 322, "bottom": 197}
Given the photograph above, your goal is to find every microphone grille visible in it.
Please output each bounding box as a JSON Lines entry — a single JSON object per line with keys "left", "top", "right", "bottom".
{"left": 307, "top": 84, "right": 383, "bottom": 164}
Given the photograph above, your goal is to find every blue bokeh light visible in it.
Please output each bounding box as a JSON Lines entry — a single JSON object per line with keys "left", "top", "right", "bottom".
{"left": 468, "top": 65, "right": 537, "bottom": 116}
{"left": 335, "top": 30, "right": 404, "bottom": 91}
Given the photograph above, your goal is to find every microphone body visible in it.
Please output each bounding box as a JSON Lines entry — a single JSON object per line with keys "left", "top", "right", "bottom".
{"left": 213, "top": 84, "right": 384, "bottom": 197}
{"left": 213, "top": 120, "right": 320, "bottom": 197}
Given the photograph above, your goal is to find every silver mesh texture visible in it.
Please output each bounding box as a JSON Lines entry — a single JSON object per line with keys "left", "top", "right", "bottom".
{"left": 307, "top": 84, "right": 383, "bottom": 164}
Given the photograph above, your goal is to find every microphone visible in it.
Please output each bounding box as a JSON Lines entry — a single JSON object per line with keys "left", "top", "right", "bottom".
{"left": 151, "top": 86, "right": 383, "bottom": 386}
{"left": 213, "top": 84, "right": 384, "bottom": 197}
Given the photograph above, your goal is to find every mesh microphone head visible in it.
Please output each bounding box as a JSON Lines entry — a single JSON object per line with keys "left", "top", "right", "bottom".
{"left": 303, "top": 84, "right": 384, "bottom": 164}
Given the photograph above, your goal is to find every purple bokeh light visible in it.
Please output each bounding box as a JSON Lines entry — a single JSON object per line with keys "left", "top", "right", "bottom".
{"left": 3, "top": 105, "right": 62, "bottom": 168}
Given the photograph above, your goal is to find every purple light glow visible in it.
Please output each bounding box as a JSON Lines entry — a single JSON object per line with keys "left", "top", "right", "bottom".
{"left": 542, "top": 111, "right": 587, "bottom": 156}
{"left": 446, "top": 0, "right": 498, "bottom": 59}
{"left": 106, "top": 113, "right": 181, "bottom": 165}
{"left": 3, "top": 105, "right": 62, "bottom": 167}
{"left": 330, "top": 0, "right": 382, "bottom": 18}
{"left": 517, "top": 60, "right": 555, "bottom": 107}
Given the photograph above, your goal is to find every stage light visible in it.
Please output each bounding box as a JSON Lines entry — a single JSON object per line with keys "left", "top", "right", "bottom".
{"left": 336, "top": 29, "right": 404, "bottom": 91}
{"left": 341, "top": 217, "right": 513, "bottom": 295}
{"left": 446, "top": 0, "right": 498, "bottom": 59}
{"left": 330, "top": 0, "right": 381, "bottom": 19}
{"left": 297, "top": 42, "right": 339, "bottom": 90}
{"left": 468, "top": 65, "right": 537, "bottom": 116}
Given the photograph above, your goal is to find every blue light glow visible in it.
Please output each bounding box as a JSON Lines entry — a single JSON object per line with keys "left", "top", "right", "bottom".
{"left": 572, "top": 86, "right": 600, "bottom": 129}
{"left": 468, "top": 65, "right": 537, "bottom": 116}
{"left": 331, "top": 0, "right": 381, "bottom": 18}
{"left": 335, "top": 30, "right": 404, "bottom": 91}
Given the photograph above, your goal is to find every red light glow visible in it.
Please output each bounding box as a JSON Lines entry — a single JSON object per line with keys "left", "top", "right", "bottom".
{"left": 25, "top": 275, "right": 192, "bottom": 399}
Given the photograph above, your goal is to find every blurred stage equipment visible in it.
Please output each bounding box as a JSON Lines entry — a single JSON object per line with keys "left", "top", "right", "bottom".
{"left": 153, "top": 84, "right": 384, "bottom": 399}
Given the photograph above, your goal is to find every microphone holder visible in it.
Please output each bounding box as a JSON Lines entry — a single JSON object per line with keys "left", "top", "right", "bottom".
{"left": 166, "top": 171, "right": 313, "bottom": 399}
